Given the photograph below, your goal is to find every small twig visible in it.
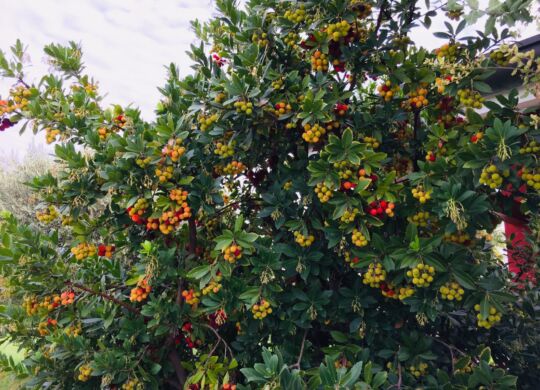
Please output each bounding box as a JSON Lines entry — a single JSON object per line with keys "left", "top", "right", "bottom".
{"left": 203, "top": 324, "right": 234, "bottom": 360}
{"left": 66, "top": 281, "right": 140, "bottom": 315}
{"left": 289, "top": 329, "right": 308, "bottom": 369}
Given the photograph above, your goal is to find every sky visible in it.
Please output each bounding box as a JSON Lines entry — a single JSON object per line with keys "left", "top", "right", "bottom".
{"left": 0, "top": 0, "right": 538, "bottom": 160}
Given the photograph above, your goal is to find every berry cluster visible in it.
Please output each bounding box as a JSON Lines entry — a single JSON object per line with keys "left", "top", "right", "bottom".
{"left": 135, "top": 156, "right": 151, "bottom": 168}
{"left": 380, "top": 283, "right": 415, "bottom": 300}
{"left": 311, "top": 51, "right": 329, "bottom": 72}
{"left": 202, "top": 274, "right": 223, "bottom": 295}
{"left": 403, "top": 87, "right": 428, "bottom": 110}
{"left": 45, "top": 127, "right": 61, "bottom": 144}
{"left": 407, "top": 263, "right": 435, "bottom": 287}
{"left": 198, "top": 113, "right": 219, "bottom": 131}
{"left": 408, "top": 211, "right": 433, "bottom": 227}
{"left": 326, "top": 20, "right": 350, "bottom": 42}
{"left": 474, "top": 304, "right": 502, "bottom": 329}
{"left": 425, "top": 151, "right": 436, "bottom": 162}
{"left": 470, "top": 132, "right": 484, "bottom": 143}
{"left": 122, "top": 379, "right": 142, "bottom": 390}
{"left": 333, "top": 161, "right": 353, "bottom": 179}
{"left": 283, "top": 180, "right": 293, "bottom": 190}
{"left": 60, "top": 291, "right": 76, "bottom": 305}
{"left": 274, "top": 102, "right": 292, "bottom": 116}
{"left": 234, "top": 100, "right": 253, "bottom": 115}
{"left": 348, "top": 0, "right": 371, "bottom": 17}
{"left": 294, "top": 231, "right": 315, "bottom": 247}
{"left": 97, "top": 126, "right": 116, "bottom": 141}
{"left": 252, "top": 32, "right": 269, "bottom": 46}
{"left": 97, "top": 244, "right": 115, "bottom": 257}
{"left": 221, "top": 383, "right": 237, "bottom": 390}
{"left": 5, "top": 85, "right": 31, "bottom": 113}
{"left": 344, "top": 251, "right": 360, "bottom": 267}
{"left": 251, "top": 299, "right": 272, "bottom": 319}
{"left": 411, "top": 186, "right": 432, "bottom": 204}
{"left": 37, "top": 318, "right": 57, "bottom": 336}
{"left": 443, "top": 232, "right": 471, "bottom": 245}
{"left": 65, "top": 323, "right": 82, "bottom": 337}
{"left": 479, "top": 164, "right": 504, "bottom": 189}
{"left": 519, "top": 140, "right": 539, "bottom": 155}
{"left": 128, "top": 199, "right": 148, "bottom": 224}
{"left": 351, "top": 228, "right": 368, "bottom": 247}
{"left": 409, "top": 363, "right": 428, "bottom": 378}
{"left": 71, "top": 243, "right": 97, "bottom": 261}
{"left": 363, "top": 136, "right": 380, "bottom": 149}
{"left": 36, "top": 205, "right": 59, "bottom": 223}
{"left": 130, "top": 279, "right": 151, "bottom": 302}
{"left": 153, "top": 204, "right": 192, "bottom": 235}
{"left": 377, "top": 80, "right": 400, "bottom": 102}
{"left": 315, "top": 182, "right": 333, "bottom": 203}
{"left": 284, "top": 5, "right": 306, "bottom": 23}
{"left": 223, "top": 244, "right": 242, "bottom": 263}
{"left": 302, "top": 123, "right": 326, "bottom": 143}
{"left": 284, "top": 32, "right": 299, "bottom": 48}
{"left": 271, "top": 78, "right": 284, "bottom": 90}
{"left": 457, "top": 89, "right": 484, "bottom": 108}
{"left": 334, "top": 103, "right": 348, "bottom": 116}
{"left": 39, "top": 295, "right": 60, "bottom": 311}
{"left": 220, "top": 161, "right": 246, "bottom": 176}
{"left": 155, "top": 164, "right": 174, "bottom": 183}
{"left": 435, "top": 43, "right": 460, "bottom": 61}
{"left": 77, "top": 364, "right": 92, "bottom": 382}
{"left": 490, "top": 48, "right": 510, "bottom": 66}
{"left": 214, "top": 92, "right": 226, "bottom": 103}
{"left": 182, "top": 289, "right": 201, "bottom": 306}
{"left": 366, "top": 200, "right": 395, "bottom": 217}
{"left": 439, "top": 281, "right": 464, "bottom": 301}
{"left": 435, "top": 76, "right": 452, "bottom": 93}
{"left": 162, "top": 138, "right": 186, "bottom": 162}
{"left": 340, "top": 208, "right": 359, "bottom": 223}
{"left": 214, "top": 141, "right": 236, "bottom": 158}
{"left": 362, "top": 262, "right": 386, "bottom": 287}
{"left": 521, "top": 168, "right": 540, "bottom": 191}
{"left": 23, "top": 296, "right": 39, "bottom": 315}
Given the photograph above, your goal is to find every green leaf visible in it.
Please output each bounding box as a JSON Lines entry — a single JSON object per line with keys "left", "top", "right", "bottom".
{"left": 186, "top": 265, "right": 211, "bottom": 280}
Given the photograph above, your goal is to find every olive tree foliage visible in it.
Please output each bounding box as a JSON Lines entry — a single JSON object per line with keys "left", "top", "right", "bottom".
{"left": 0, "top": 0, "right": 539, "bottom": 389}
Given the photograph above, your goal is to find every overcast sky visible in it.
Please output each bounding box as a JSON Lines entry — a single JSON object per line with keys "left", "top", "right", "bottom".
{"left": 0, "top": 0, "right": 538, "bottom": 160}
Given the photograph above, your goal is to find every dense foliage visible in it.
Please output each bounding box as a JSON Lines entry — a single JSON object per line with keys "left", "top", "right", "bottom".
{"left": 0, "top": 0, "right": 539, "bottom": 389}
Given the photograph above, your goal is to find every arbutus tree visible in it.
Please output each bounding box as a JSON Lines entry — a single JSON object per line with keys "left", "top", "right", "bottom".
{"left": 0, "top": 0, "right": 539, "bottom": 389}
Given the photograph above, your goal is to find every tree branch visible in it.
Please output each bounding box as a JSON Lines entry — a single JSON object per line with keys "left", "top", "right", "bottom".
{"left": 66, "top": 281, "right": 140, "bottom": 315}
{"left": 202, "top": 324, "right": 234, "bottom": 360}
{"left": 289, "top": 329, "right": 308, "bottom": 369}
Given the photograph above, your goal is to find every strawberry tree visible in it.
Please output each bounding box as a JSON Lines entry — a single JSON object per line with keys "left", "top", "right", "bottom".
{"left": 0, "top": 1, "right": 539, "bottom": 389}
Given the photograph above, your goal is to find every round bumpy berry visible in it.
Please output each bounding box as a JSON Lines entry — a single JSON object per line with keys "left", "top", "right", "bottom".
{"left": 234, "top": 100, "right": 253, "bottom": 115}
{"left": 223, "top": 244, "right": 242, "bottom": 263}
{"left": 71, "top": 243, "right": 97, "bottom": 261}
{"left": 457, "top": 89, "right": 484, "bottom": 108}
{"left": 377, "top": 80, "right": 400, "bottom": 102}
{"left": 439, "top": 281, "right": 464, "bottom": 301}
{"left": 411, "top": 186, "right": 431, "bottom": 204}
{"left": 479, "top": 164, "right": 505, "bottom": 189}
{"left": 311, "top": 50, "right": 329, "bottom": 72}
{"left": 407, "top": 211, "right": 434, "bottom": 227}
{"left": 363, "top": 262, "right": 386, "bottom": 287}
{"left": 302, "top": 123, "right": 326, "bottom": 143}
{"left": 294, "top": 231, "right": 315, "bottom": 247}
{"left": 36, "top": 205, "right": 59, "bottom": 223}
{"left": 252, "top": 299, "right": 272, "bottom": 319}
{"left": 409, "top": 362, "right": 428, "bottom": 378}
{"left": 407, "top": 263, "right": 435, "bottom": 287}
{"left": 314, "top": 182, "right": 333, "bottom": 203}
{"left": 351, "top": 228, "right": 368, "bottom": 247}
{"left": 77, "top": 364, "right": 92, "bottom": 382}
{"left": 521, "top": 167, "right": 540, "bottom": 192}
{"left": 130, "top": 279, "right": 151, "bottom": 302}
{"left": 474, "top": 304, "right": 501, "bottom": 329}
{"left": 182, "top": 289, "right": 201, "bottom": 306}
